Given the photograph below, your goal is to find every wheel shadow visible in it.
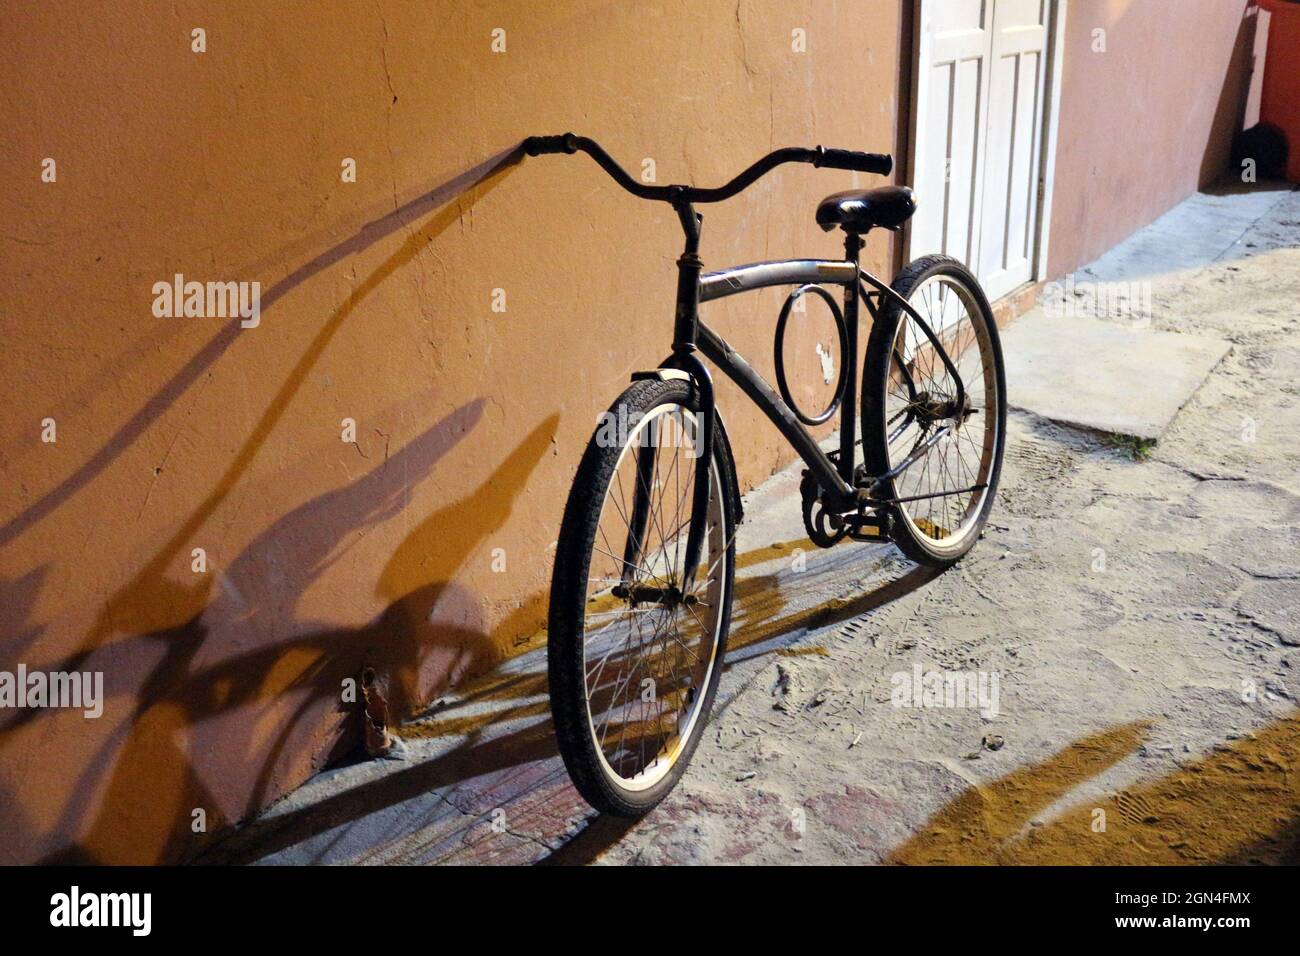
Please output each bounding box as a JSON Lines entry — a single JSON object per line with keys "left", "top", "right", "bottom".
{"left": 202, "top": 536, "right": 942, "bottom": 865}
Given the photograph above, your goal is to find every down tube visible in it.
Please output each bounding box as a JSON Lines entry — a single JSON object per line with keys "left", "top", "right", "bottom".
{"left": 696, "top": 323, "right": 854, "bottom": 510}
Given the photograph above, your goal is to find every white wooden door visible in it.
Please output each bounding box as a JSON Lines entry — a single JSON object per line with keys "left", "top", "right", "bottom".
{"left": 909, "top": 0, "right": 1054, "bottom": 301}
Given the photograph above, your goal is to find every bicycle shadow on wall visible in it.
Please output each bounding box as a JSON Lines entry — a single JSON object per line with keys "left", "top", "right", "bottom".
{"left": 0, "top": 143, "right": 526, "bottom": 554}
{"left": 0, "top": 141, "right": 528, "bottom": 674}
{"left": 0, "top": 144, "right": 553, "bottom": 865}
{"left": 4, "top": 404, "right": 559, "bottom": 865}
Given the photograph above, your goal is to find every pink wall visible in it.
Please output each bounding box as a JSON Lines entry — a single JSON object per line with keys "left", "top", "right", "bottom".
{"left": 1048, "top": 0, "right": 1258, "bottom": 277}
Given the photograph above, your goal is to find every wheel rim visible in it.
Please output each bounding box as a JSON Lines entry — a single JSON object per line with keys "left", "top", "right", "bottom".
{"left": 580, "top": 403, "right": 728, "bottom": 792}
{"left": 882, "top": 273, "right": 1000, "bottom": 555}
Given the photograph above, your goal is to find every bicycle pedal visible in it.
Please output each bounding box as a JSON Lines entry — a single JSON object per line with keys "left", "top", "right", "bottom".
{"left": 845, "top": 512, "right": 891, "bottom": 542}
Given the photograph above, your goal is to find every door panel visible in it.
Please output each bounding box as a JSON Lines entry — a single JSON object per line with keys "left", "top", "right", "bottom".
{"left": 977, "top": 0, "right": 1048, "bottom": 299}
{"left": 910, "top": 0, "right": 991, "bottom": 269}
{"left": 909, "top": 0, "right": 1052, "bottom": 301}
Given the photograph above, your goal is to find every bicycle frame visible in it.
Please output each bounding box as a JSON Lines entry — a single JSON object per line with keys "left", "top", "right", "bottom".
{"left": 691, "top": 252, "right": 970, "bottom": 513}
{"left": 695, "top": 246, "right": 864, "bottom": 515}
{"left": 521, "top": 134, "right": 966, "bottom": 589}
{"left": 661, "top": 199, "right": 967, "bottom": 588}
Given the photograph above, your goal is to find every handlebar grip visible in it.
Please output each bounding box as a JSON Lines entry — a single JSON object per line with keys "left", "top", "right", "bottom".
{"left": 815, "top": 147, "right": 893, "bottom": 176}
{"left": 523, "top": 133, "right": 578, "bottom": 156}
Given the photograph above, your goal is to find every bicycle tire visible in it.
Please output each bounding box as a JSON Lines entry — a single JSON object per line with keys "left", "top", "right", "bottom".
{"left": 861, "top": 254, "right": 1007, "bottom": 566}
{"left": 548, "top": 378, "right": 737, "bottom": 816}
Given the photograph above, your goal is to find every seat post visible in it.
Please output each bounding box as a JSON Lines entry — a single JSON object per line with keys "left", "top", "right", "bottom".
{"left": 838, "top": 231, "right": 864, "bottom": 486}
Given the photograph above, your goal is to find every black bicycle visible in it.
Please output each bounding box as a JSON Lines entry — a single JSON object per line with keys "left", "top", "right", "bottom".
{"left": 525, "top": 133, "right": 1007, "bottom": 816}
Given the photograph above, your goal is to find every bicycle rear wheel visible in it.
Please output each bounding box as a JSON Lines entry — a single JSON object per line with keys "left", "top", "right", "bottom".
{"left": 861, "top": 254, "right": 1007, "bottom": 566}
{"left": 548, "top": 378, "right": 736, "bottom": 816}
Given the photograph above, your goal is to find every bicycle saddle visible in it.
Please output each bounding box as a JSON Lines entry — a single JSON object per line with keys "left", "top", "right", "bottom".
{"left": 816, "top": 185, "right": 916, "bottom": 233}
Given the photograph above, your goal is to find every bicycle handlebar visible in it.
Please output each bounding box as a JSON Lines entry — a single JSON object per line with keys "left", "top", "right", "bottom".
{"left": 523, "top": 133, "right": 891, "bottom": 204}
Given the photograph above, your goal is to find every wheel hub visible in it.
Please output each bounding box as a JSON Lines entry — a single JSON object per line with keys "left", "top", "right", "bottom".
{"left": 913, "top": 389, "right": 962, "bottom": 423}
{"left": 612, "top": 582, "right": 698, "bottom": 610}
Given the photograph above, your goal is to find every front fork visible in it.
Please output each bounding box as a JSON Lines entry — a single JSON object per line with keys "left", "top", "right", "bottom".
{"left": 618, "top": 354, "right": 715, "bottom": 595}
{"left": 667, "top": 198, "right": 715, "bottom": 595}
{"left": 621, "top": 197, "right": 717, "bottom": 596}
{"left": 668, "top": 352, "right": 714, "bottom": 595}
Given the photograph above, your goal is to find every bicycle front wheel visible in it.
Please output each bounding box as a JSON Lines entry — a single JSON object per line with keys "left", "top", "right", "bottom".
{"left": 548, "top": 378, "right": 736, "bottom": 816}
{"left": 861, "top": 254, "right": 1007, "bottom": 566}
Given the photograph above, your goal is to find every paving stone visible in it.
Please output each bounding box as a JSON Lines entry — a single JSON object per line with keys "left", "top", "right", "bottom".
{"left": 1000, "top": 313, "right": 1230, "bottom": 440}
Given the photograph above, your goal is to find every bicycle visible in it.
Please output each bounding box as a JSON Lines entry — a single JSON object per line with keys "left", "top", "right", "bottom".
{"left": 524, "top": 133, "right": 1007, "bottom": 816}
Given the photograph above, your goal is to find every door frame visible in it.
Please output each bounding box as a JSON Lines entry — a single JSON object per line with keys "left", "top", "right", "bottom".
{"left": 901, "top": 0, "right": 1069, "bottom": 297}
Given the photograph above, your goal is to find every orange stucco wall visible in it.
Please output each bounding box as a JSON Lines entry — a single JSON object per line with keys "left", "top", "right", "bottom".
{"left": 0, "top": 1, "right": 903, "bottom": 863}
{"left": 1047, "top": 0, "right": 1257, "bottom": 277}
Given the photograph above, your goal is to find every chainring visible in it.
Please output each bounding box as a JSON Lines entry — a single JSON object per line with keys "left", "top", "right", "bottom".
{"left": 799, "top": 470, "right": 847, "bottom": 548}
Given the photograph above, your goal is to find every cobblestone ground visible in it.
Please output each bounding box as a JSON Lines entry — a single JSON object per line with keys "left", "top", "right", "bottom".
{"left": 211, "top": 182, "right": 1300, "bottom": 866}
